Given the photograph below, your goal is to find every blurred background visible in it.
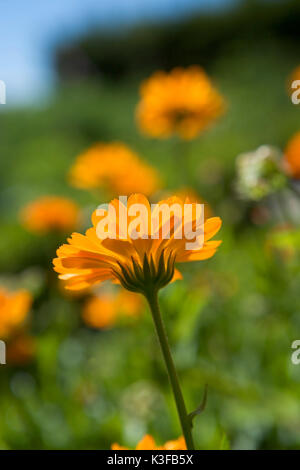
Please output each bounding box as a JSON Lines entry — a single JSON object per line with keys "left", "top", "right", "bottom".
{"left": 1, "top": 0, "right": 300, "bottom": 450}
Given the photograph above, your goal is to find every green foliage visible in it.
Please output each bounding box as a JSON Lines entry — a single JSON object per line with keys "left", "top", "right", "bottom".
{"left": 1, "top": 28, "right": 300, "bottom": 450}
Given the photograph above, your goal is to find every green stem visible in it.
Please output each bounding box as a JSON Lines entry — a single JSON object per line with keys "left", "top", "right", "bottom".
{"left": 145, "top": 289, "right": 195, "bottom": 450}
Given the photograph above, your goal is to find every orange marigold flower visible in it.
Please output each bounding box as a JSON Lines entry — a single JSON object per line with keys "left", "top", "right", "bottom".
{"left": 111, "top": 434, "right": 186, "bottom": 450}
{"left": 82, "top": 290, "right": 143, "bottom": 329}
{"left": 53, "top": 194, "right": 222, "bottom": 294}
{"left": 69, "top": 142, "right": 160, "bottom": 196}
{"left": 162, "top": 436, "right": 187, "bottom": 450}
{"left": 21, "top": 196, "right": 79, "bottom": 234}
{"left": 0, "top": 288, "right": 32, "bottom": 339}
{"left": 136, "top": 66, "right": 225, "bottom": 140}
{"left": 6, "top": 334, "right": 36, "bottom": 365}
{"left": 284, "top": 132, "right": 300, "bottom": 178}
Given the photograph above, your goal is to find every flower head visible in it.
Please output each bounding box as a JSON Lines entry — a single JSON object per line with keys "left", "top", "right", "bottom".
{"left": 21, "top": 196, "right": 79, "bottom": 234}
{"left": 284, "top": 132, "right": 300, "bottom": 179}
{"left": 236, "top": 145, "right": 286, "bottom": 200}
{"left": 0, "top": 287, "right": 32, "bottom": 339}
{"left": 53, "top": 194, "right": 222, "bottom": 296}
{"left": 69, "top": 142, "right": 160, "bottom": 196}
{"left": 82, "top": 290, "right": 143, "bottom": 329}
{"left": 111, "top": 434, "right": 186, "bottom": 450}
{"left": 136, "top": 66, "right": 225, "bottom": 140}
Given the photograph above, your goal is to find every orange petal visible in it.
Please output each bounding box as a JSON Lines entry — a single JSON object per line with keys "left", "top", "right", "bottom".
{"left": 177, "top": 240, "right": 222, "bottom": 262}
{"left": 136, "top": 435, "right": 158, "bottom": 450}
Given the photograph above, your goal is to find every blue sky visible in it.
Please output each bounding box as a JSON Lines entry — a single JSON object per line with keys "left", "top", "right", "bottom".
{"left": 0, "top": 0, "right": 233, "bottom": 105}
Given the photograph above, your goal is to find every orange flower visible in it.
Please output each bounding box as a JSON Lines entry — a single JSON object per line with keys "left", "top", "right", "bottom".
{"left": 69, "top": 142, "right": 160, "bottom": 196}
{"left": 162, "top": 436, "right": 187, "bottom": 450}
{"left": 6, "top": 334, "right": 36, "bottom": 365}
{"left": 136, "top": 66, "right": 225, "bottom": 140}
{"left": 53, "top": 194, "right": 222, "bottom": 294}
{"left": 21, "top": 196, "right": 79, "bottom": 234}
{"left": 82, "top": 290, "right": 143, "bottom": 329}
{"left": 0, "top": 287, "right": 32, "bottom": 339}
{"left": 284, "top": 132, "right": 300, "bottom": 178}
{"left": 111, "top": 434, "right": 186, "bottom": 450}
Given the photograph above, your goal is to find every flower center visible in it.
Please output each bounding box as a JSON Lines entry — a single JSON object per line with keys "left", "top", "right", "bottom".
{"left": 112, "top": 249, "right": 175, "bottom": 295}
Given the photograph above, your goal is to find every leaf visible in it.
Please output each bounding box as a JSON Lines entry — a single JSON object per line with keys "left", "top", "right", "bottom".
{"left": 188, "top": 384, "right": 208, "bottom": 424}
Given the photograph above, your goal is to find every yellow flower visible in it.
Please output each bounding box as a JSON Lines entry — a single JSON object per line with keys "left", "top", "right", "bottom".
{"left": 69, "top": 142, "right": 160, "bottom": 196}
{"left": 284, "top": 132, "right": 300, "bottom": 178}
{"left": 111, "top": 434, "right": 186, "bottom": 450}
{"left": 0, "top": 287, "right": 32, "bottom": 339}
{"left": 53, "top": 194, "right": 222, "bottom": 294}
{"left": 136, "top": 66, "right": 225, "bottom": 140}
{"left": 21, "top": 196, "right": 79, "bottom": 234}
{"left": 82, "top": 290, "right": 143, "bottom": 329}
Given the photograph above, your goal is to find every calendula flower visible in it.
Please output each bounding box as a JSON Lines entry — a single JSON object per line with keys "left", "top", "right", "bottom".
{"left": 53, "top": 193, "right": 221, "bottom": 450}
{"left": 69, "top": 142, "right": 160, "bottom": 196}
{"left": 82, "top": 290, "right": 143, "bottom": 329}
{"left": 284, "top": 132, "right": 300, "bottom": 178}
{"left": 136, "top": 66, "right": 225, "bottom": 140}
{"left": 6, "top": 334, "right": 36, "bottom": 365}
{"left": 0, "top": 287, "right": 32, "bottom": 339}
{"left": 53, "top": 194, "right": 221, "bottom": 293}
{"left": 111, "top": 434, "right": 186, "bottom": 450}
{"left": 21, "top": 196, "right": 79, "bottom": 234}
{"left": 236, "top": 145, "right": 287, "bottom": 200}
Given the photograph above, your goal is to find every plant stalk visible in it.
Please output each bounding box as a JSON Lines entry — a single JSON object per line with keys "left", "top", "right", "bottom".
{"left": 145, "top": 289, "right": 195, "bottom": 450}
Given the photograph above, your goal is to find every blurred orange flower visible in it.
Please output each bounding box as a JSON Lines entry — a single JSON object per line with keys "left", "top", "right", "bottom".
{"left": 53, "top": 193, "right": 222, "bottom": 293}
{"left": 82, "top": 290, "right": 143, "bottom": 329}
{"left": 136, "top": 66, "right": 225, "bottom": 140}
{"left": 21, "top": 196, "right": 79, "bottom": 234}
{"left": 284, "top": 132, "right": 300, "bottom": 178}
{"left": 111, "top": 434, "right": 186, "bottom": 450}
{"left": 69, "top": 142, "right": 160, "bottom": 196}
{"left": 0, "top": 287, "right": 32, "bottom": 339}
{"left": 6, "top": 334, "right": 36, "bottom": 365}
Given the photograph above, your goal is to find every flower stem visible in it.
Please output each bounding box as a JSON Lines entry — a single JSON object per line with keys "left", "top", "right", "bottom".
{"left": 145, "top": 289, "right": 195, "bottom": 450}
